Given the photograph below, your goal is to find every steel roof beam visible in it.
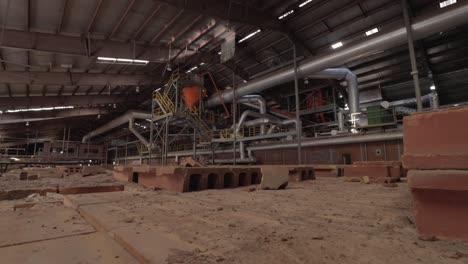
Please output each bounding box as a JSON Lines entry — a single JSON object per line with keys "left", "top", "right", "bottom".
{"left": 154, "top": 0, "right": 312, "bottom": 55}
{"left": 0, "top": 29, "right": 192, "bottom": 61}
{"left": 0, "top": 71, "right": 156, "bottom": 86}
{"left": 0, "top": 95, "right": 134, "bottom": 108}
{"left": 0, "top": 108, "right": 110, "bottom": 124}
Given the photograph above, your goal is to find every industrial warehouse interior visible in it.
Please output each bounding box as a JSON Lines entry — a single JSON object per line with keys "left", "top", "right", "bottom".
{"left": 1, "top": 0, "right": 468, "bottom": 263}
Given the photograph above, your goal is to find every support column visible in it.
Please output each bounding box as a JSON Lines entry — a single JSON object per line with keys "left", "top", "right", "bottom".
{"left": 402, "top": 0, "right": 423, "bottom": 111}
{"left": 293, "top": 44, "right": 302, "bottom": 165}
{"left": 232, "top": 72, "right": 237, "bottom": 166}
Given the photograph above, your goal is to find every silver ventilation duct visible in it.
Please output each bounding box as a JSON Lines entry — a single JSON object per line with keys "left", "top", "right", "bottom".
{"left": 308, "top": 69, "right": 359, "bottom": 114}
{"left": 206, "top": 3, "right": 468, "bottom": 110}
{"left": 82, "top": 111, "right": 152, "bottom": 143}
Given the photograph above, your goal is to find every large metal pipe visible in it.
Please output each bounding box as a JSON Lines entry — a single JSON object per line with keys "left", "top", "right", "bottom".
{"left": 238, "top": 95, "right": 267, "bottom": 134}
{"left": 206, "top": 3, "right": 468, "bottom": 108}
{"left": 402, "top": 0, "right": 423, "bottom": 111}
{"left": 129, "top": 118, "right": 150, "bottom": 148}
{"left": 82, "top": 111, "right": 152, "bottom": 143}
{"left": 247, "top": 132, "right": 403, "bottom": 152}
{"left": 337, "top": 111, "right": 345, "bottom": 132}
{"left": 237, "top": 95, "right": 266, "bottom": 114}
{"left": 235, "top": 110, "right": 299, "bottom": 136}
{"left": 308, "top": 69, "right": 359, "bottom": 114}
{"left": 235, "top": 110, "right": 281, "bottom": 134}
{"left": 242, "top": 118, "right": 276, "bottom": 128}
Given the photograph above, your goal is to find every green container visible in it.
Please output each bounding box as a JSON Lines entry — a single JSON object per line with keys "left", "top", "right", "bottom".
{"left": 367, "top": 105, "right": 392, "bottom": 125}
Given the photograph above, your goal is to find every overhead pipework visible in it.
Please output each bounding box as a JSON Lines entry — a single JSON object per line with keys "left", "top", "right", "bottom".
{"left": 307, "top": 68, "right": 359, "bottom": 115}
{"left": 82, "top": 111, "right": 152, "bottom": 146}
{"left": 205, "top": 2, "right": 468, "bottom": 111}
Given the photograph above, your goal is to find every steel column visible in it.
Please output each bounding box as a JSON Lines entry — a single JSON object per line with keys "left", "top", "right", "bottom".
{"left": 401, "top": 0, "right": 422, "bottom": 111}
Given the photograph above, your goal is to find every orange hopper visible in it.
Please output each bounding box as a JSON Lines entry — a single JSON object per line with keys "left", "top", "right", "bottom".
{"left": 182, "top": 86, "right": 206, "bottom": 111}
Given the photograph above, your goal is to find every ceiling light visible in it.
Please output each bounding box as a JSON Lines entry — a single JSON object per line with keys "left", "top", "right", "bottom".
{"left": 97, "top": 57, "right": 116, "bottom": 62}
{"left": 186, "top": 66, "right": 198, "bottom": 74}
{"left": 117, "top": 58, "right": 133, "bottom": 63}
{"left": 136, "top": 86, "right": 140, "bottom": 93}
{"left": 6, "top": 106, "right": 74, "bottom": 113}
{"left": 200, "top": 62, "right": 205, "bottom": 66}
{"left": 26, "top": 122, "right": 29, "bottom": 126}
{"left": 365, "top": 28, "right": 379, "bottom": 36}
{"left": 440, "top": 0, "right": 456, "bottom": 8}
{"left": 133, "top": 59, "right": 149, "bottom": 64}
{"left": 278, "top": 10, "right": 294, "bottom": 20}
{"left": 299, "top": 0, "right": 313, "bottom": 8}
{"left": 218, "top": 52, "right": 222, "bottom": 55}
{"left": 430, "top": 85, "right": 436, "bottom": 91}
{"left": 331, "top": 42, "right": 343, "bottom": 49}
{"left": 97, "top": 57, "right": 149, "bottom": 65}
{"left": 238, "top": 29, "right": 262, "bottom": 43}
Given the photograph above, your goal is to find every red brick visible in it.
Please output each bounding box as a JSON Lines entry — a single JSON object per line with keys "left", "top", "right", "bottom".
{"left": 315, "top": 170, "right": 338, "bottom": 177}
{"left": 58, "top": 185, "right": 124, "bottom": 195}
{"left": 354, "top": 161, "right": 401, "bottom": 167}
{"left": 0, "top": 187, "right": 58, "bottom": 201}
{"left": 408, "top": 170, "right": 468, "bottom": 241}
{"left": 402, "top": 154, "right": 468, "bottom": 170}
{"left": 313, "top": 165, "right": 338, "bottom": 178}
{"left": 344, "top": 165, "right": 389, "bottom": 179}
{"left": 113, "top": 166, "right": 133, "bottom": 182}
{"left": 403, "top": 106, "right": 468, "bottom": 169}
{"left": 287, "top": 166, "right": 315, "bottom": 182}
{"left": 81, "top": 166, "right": 106, "bottom": 176}
{"left": 131, "top": 166, "right": 157, "bottom": 188}
{"left": 149, "top": 166, "right": 262, "bottom": 192}
{"left": 353, "top": 161, "right": 402, "bottom": 179}
{"left": 19, "top": 172, "right": 28, "bottom": 180}
{"left": 389, "top": 166, "right": 402, "bottom": 178}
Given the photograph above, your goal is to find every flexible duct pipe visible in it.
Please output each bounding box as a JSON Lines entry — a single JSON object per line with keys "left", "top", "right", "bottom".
{"left": 247, "top": 132, "right": 403, "bottom": 152}
{"left": 82, "top": 111, "right": 152, "bottom": 143}
{"left": 385, "top": 93, "right": 434, "bottom": 108}
{"left": 206, "top": 3, "right": 468, "bottom": 108}
{"left": 394, "top": 106, "right": 416, "bottom": 115}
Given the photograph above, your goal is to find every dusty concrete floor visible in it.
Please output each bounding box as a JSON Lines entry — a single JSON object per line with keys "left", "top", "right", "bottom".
{"left": 1, "top": 178, "right": 468, "bottom": 264}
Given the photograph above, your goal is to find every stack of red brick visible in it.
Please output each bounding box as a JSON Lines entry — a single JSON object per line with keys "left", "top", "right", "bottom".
{"left": 403, "top": 106, "right": 468, "bottom": 241}
{"left": 344, "top": 161, "right": 403, "bottom": 183}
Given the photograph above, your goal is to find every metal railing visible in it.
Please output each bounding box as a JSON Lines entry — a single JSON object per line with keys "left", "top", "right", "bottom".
{"left": 212, "top": 125, "right": 291, "bottom": 140}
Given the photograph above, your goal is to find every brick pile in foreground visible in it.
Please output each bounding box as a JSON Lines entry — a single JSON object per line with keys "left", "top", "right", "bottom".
{"left": 403, "top": 106, "right": 468, "bottom": 241}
